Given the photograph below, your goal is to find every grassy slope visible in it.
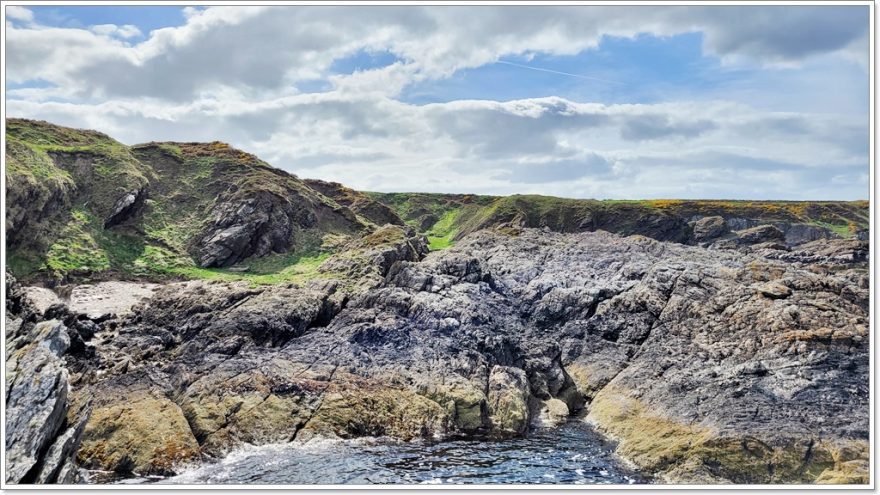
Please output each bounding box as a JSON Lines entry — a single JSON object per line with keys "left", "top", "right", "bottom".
{"left": 5, "top": 120, "right": 370, "bottom": 286}
{"left": 368, "top": 193, "right": 870, "bottom": 250}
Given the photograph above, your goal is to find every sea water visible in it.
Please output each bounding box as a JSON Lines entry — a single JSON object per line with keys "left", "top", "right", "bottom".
{"left": 109, "top": 420, "right": 647, "bottom": 485}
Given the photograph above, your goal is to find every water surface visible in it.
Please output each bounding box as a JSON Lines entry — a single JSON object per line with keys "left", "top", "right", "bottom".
{"left": 113, "top": 420, "right": 647, "bottom": 485}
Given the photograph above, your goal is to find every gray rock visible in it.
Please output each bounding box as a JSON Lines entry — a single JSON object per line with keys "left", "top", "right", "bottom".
{"left": 5, "top": 274, "right": 90, "bottom": 485}
{"left": 191, "top": 190, "right": 315, "bottom": 268}
{"left": 783, "top": 223, "right": 837, "bottom": 245}
{"left": 691, "top": 216, "right": 729, "bottom": 242}
{"left": 34, "top": 407, "right": 90, "bottom": 484}
{"left": 5, "top": 321, "right": 71, "bottom": 484}
{"left": 734, "top": 224, "right": 786, "bottom": 244}
{"left": 52, "top": 228, "right": 869, "bottom": 484}
{"left": 763, "top": 238, "right": 869, "bottom": 266}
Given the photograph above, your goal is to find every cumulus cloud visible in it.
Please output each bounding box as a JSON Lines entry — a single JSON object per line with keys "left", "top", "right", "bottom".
{"left": 5, "top": 92, "right": 868, "bottom": 199}
{"left": 5, "top": 6, "right": 869, "bottom": 101}
{"left": 3, "top": 5, "right": 870, "bottom": 200}
{"left": 90, "top": 24, "right": 142, "bottom": 39}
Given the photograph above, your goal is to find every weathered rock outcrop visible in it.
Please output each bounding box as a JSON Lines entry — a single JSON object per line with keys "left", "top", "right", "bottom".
{"left": 690, "top": 216, "right": 729, "bottom": 243}
{"left": 52, "top": 227, "right": 869, "bottom": 484}
{"left": 4, "top": 275, "right": 90, "bottom": 484}
{"left": 103, "top": 188, "right": 146, "bottom": 229}
{"left": 191, "top": 190, "right": 310, "bottom": 267}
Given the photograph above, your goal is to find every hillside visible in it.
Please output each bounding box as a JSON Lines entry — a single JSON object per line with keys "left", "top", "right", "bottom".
{"left": 367, "top": 193, "right": 870, "bottom": 250}
{"left": 6, "top": 120, "right": 870, "bottom": 286}
{"left": 5, "top": 119, "right": 414, "bottom": 286}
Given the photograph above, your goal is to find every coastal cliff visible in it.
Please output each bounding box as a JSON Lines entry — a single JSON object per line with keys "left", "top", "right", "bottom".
{"left": 4, "top": 119, "right": 870, "bottom": 484}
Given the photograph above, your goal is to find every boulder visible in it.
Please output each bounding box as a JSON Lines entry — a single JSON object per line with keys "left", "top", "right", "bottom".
{"left": 691, "top": 216, "right": 729, "bottom": 242}
{"left": 77, "top": 394, "right": 199, "bottom": 475}
{"left": 734, "top": 224, "right": 786, "bottom": 245}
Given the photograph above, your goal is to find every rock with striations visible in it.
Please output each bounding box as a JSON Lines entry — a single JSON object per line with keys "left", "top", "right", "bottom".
{"left": 733, "top": 224, "right": 786, "bottom": 244}
{"left": 5, "top": 274, "right": 91, "bottom": 485}
{"left": 58, "top": 227, "right": 868, "bottom": 484}
{"left": 190, "top": 189, "right": 315, "bottom": 268}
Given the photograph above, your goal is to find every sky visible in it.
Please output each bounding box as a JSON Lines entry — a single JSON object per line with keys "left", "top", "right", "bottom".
{"left": 4, "top": 4, "right": 871, "bottom": 200}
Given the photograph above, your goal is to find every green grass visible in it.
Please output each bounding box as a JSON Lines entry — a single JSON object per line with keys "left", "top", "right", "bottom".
{"left": 166, "top": 252, "right": 332, "bottom": 286}
{"left": 424, "top": 209, "right": 461, "bottom": 250}
{"left": 45, "top": 209, "right": 111, "bottom": 275}
{"left": 811, "top": 220, "right": 856, "bottom": 239}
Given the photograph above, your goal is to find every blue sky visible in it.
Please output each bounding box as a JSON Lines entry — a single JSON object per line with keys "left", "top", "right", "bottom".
{"left": 28, "top": 5, "right": 188, "bottom": 35}
{"left": 4, "top": 5, "right": 870, "bottom": 199}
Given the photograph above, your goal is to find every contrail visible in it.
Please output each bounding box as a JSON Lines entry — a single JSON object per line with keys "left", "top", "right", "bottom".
{"left": 496, "top": 60, "right": 623, "bottom": 85}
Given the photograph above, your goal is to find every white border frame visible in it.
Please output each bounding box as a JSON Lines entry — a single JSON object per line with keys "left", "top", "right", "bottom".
{"left": 0, "top": 1, "right": 875, "bottom": 492}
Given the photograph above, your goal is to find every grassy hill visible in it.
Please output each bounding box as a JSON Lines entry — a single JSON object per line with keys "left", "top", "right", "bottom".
{"left": 5, "top": 119, "right": 403, "bottom": 286}
{"left": 367, "top": 193, "right": 869, "bottom": 250}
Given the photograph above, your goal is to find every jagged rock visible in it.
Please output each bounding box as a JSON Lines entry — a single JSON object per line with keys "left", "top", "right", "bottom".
{"left": 691, "top": 216, "right": 728, "bottom": 242}
{"left": 34, "top": 405, "right": 90, "bottom": 484}
{"left": 763, "top": 239, "right": 869, "bottom": 266}
{"left": 19, "top": 228, "right": 868, "bottom": 484}
{"left": 487, "top": 366, "right": 530, "bottom": 436}
{"left": 783, "top": 223, "right": 837, "bottom": 245}
{"left": 318, "top": 225, "right": 428, "bottom": 285}
{"left": 5, "top": 321, "right": 71, "bottom": 484}
{"left": 191, "top": 190, "right": 309, "bottom": 267}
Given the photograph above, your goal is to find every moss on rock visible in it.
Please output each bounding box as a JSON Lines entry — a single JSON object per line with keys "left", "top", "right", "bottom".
{"left": 298, "top": 384, "right": 449, "bottom": 441}
{"left": 77, "top": 395, "right": 199, "bottom": 475}
{"left": 587, "top": 385, "right": 867, "bottom": 484}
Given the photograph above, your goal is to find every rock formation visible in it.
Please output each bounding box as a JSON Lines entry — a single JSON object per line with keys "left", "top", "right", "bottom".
{"left": 4, "top": 275, "right": 90, "bottom": 484}
{"left": 43, "top": 227, "right": 869, "bottom": 484}
{"left": 4, "top": 119, "right": 870, "bottom": 485}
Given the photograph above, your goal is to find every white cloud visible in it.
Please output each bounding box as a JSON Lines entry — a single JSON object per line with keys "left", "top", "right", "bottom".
{"left": 90, "top": 24, "right": 143, "bottom": 39}
{"left": 5, "top": 93, "right": 868, "bottom": 200}
{"left": 3, "top": 5, "right": 870, "bottom": 200}
{"left": 4, "top": 6, "right": 870, "bottom": 101}
{"left": 6, "top": 6, "right": 33, "bottom": 23}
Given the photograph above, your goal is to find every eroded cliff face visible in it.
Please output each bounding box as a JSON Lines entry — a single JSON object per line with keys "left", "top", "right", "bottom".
{"left": 25, "top": 227, "right": 866, "bottom": 484}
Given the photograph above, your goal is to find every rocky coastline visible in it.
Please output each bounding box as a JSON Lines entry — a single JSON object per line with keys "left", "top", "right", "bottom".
{"left": 5, "top": 224, "right": 869, "bottom": 484}
{"left": 4, "top": 120, "right": 870, "bottom": 485}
